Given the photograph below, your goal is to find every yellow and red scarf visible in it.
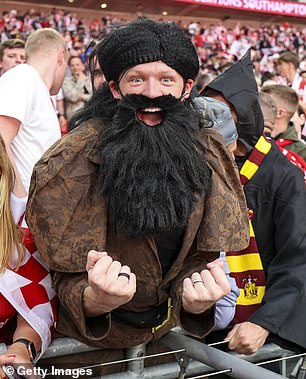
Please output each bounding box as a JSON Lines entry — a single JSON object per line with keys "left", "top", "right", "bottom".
{"left": 226, "top": 136, "right": 271, "bottom": 324}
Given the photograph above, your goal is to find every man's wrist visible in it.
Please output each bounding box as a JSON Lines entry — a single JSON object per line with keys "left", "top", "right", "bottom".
{"left": 12, "top": 339, "right": 37, "bottom": 362}
{"left": 83, "top": 286, "right": 112, "bottom": 317}
{"left": 182, "top": 299, "right": 214, "bottom": 314}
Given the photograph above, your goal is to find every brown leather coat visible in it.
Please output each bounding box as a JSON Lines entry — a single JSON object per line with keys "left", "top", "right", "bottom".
{"left": 26, "top": 119, "right": 249, "bottom": 348}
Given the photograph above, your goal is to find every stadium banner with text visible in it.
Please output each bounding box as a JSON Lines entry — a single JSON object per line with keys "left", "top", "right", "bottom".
{"left": 173, "top": 0, "right": 306, "bottom": 17}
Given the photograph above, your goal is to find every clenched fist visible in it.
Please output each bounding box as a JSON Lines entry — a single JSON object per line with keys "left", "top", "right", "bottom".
{"left": 182, "top": 259, "right": 231, "bottom": 314}
{"left": 83, "top": 250, "right": 136, "bottom": 317}
{"left": 226, "top": 321, "right": 270, "bottom": 354}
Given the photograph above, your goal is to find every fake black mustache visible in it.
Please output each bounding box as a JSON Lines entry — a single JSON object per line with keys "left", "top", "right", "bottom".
{"left": 118, "top": 93, "right": 187, "bottom": 114}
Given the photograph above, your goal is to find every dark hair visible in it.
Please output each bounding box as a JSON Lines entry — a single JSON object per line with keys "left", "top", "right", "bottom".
{"left": 278, "top": 51, "right": 299, "bottom": 70}
{"left": 0, "top": 39, "right": 25, "bottom": 61}
{"left": 194, "top": 73, "right": 214, "bottom": 94}
{"left": 67, "top": 55, "right": 83, "bottom": 66}
{"left": 261, "top": 71, "right": 276, "bottom": 86}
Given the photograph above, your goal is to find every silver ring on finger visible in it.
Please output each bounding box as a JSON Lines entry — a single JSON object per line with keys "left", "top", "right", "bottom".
{"left": 192, "top": 279, "right": 204, "bottom": 286}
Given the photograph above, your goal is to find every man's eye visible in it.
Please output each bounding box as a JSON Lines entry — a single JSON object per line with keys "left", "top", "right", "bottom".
{"left": 132, "top": 78, "right": 143, "bottom": 83}
{"left": 162, "top": 78, "right": 172, "bottom": 83}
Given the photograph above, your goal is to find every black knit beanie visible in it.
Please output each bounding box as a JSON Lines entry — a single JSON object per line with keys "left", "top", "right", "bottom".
{"left": 96, "top": 19, "right": 199, "bottom": 83}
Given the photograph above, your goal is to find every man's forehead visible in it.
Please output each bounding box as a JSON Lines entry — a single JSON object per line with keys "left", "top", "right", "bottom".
{"left": 123, "top": 61, "right": 180, "bottom": 76}
{"left": 4, "top": 47, "right": 25, "bottom": 54}
{"left": 70, "top": 56, "right": 83, "bottom": 64}
{"left": 276, "top": 60, "right": 288, "bottom": 66}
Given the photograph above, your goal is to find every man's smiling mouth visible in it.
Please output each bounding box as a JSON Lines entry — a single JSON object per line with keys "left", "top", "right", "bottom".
{"left": 136, "top": 107, "right": 165, "bottom": 126}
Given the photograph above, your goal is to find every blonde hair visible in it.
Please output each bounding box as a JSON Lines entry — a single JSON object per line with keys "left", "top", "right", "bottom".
{"left": 261, "top": 84, "right": 299, "bottom": 122}
{"left": 25, "top": 28, "right": 67, "bottom": 60}
{"left": 0, "top": 137, "right": 24, "bottom": 272}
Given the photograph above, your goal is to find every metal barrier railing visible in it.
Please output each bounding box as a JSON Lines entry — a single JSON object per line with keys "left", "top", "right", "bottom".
{"left": 1, "top": 329, "right": 305, "bottom": 379}
{"left": 161, "top": 331, "right": 290, "bottom": 379}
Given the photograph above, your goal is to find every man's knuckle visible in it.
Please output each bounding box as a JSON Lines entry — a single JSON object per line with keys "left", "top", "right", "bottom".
{"left": 103, "top": 282, "right": 115, "bottom": 293}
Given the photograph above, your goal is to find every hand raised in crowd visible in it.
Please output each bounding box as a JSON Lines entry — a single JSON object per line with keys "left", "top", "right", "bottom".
{"left": 75, "top": 71, "right": 86, "bottom": 81}
{"left": 225, "top": 321, "right": 270, "bottom": 354}
{"left": 182, "top": 258, "right": 231, "bottom": 314}
{"left": 83, "top": 250, "right": 136, "bottom": 317}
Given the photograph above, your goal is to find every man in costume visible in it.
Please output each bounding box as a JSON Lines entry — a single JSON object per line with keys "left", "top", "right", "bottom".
{"left": 26, "top": 19, "right": 249, "bottom": 351}
{"left": 204, "top": 50, "right": 306, "bottom": 355}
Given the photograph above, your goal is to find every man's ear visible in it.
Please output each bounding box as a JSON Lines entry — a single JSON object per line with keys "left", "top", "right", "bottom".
{"left": 57, "top": 47, "right": 66, "bottom": 66}
{"left": 109, "top": 81, "right": 122, "bottom": 99}
{"left": 276, "top": 108, "right": 286, "bottom": 119}
{"left": 181, "top": 79, "right": 194, "bottom": 99}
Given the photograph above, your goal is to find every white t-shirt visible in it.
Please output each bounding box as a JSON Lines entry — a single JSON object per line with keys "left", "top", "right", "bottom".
{"left": 0, "top": 64, "right": 61, "bottom": 192}
{"left": 291, "top": 72, "right": 306, "bottom": 103}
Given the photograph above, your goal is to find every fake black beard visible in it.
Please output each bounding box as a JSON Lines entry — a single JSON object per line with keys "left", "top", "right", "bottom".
{"left": 98, "top": 93, "right": 211, "bottom": 238}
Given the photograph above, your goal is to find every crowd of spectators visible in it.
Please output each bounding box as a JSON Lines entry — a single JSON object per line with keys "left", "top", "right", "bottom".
{"left": 0, "top": 10, "right": 306, "bottom": 375}
{"left": 1, "top": 6, "right": 306, "bottom": 130}
{"left": 1, "top": 7, "right": 306, "bottom": 67}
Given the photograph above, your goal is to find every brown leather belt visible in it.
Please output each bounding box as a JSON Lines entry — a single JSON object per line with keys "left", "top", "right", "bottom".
{"left": 112, "top": 297, "right": 172, "bottom": 333}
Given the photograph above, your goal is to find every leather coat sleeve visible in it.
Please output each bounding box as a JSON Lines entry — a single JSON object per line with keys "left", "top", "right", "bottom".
{"left": 53, "top": 271, "right": 111, "bottom": 342}
{"left": 170, "top": 249, "right": 220, "bottom": 338}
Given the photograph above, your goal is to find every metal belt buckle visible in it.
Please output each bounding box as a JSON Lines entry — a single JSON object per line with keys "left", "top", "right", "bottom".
{"left": 152, "top": 297, "right": 172, "bottom": 334}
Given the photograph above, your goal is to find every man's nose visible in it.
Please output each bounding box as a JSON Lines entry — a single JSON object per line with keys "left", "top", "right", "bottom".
{"left": 141, "top": 79, "right": 162, "bottom": 98}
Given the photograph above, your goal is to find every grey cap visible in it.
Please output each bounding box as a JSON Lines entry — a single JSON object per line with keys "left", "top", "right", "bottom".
{"left": 194, "top": 96, "right": 238, "bottom": 145}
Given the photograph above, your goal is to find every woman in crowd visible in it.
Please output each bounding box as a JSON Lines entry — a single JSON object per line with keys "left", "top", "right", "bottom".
{"left": 0, "top": 136, "right": 57, "bottom": 378}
